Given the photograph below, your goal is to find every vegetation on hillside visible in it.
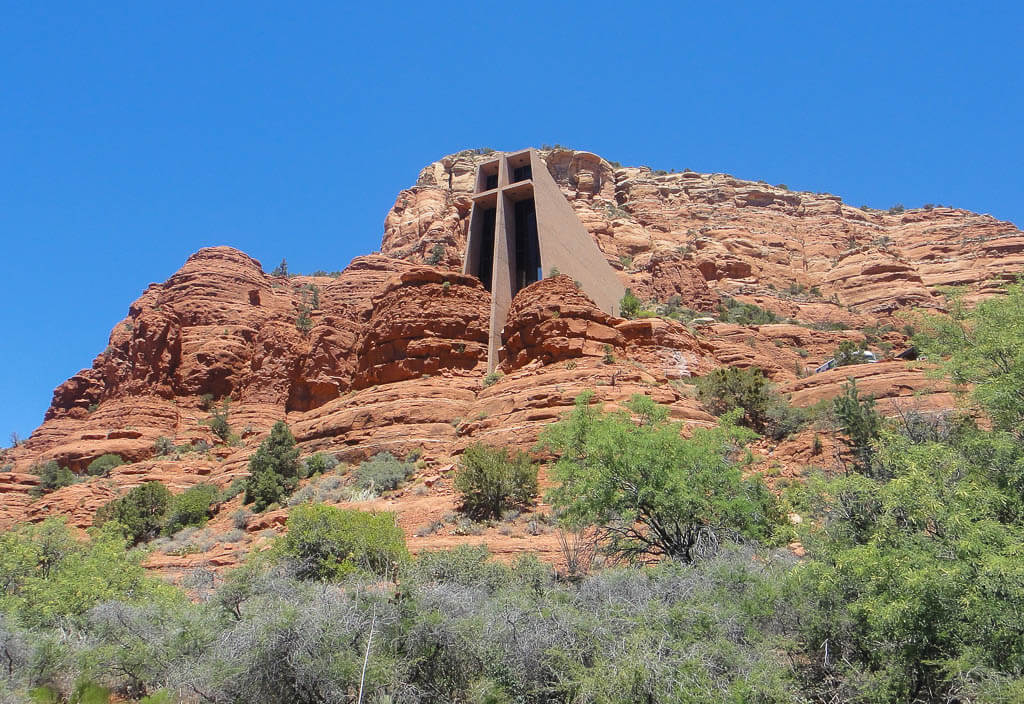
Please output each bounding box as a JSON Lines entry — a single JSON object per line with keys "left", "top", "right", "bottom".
{"left": 3, "top": 283, "right": 1024, "bottom": 703}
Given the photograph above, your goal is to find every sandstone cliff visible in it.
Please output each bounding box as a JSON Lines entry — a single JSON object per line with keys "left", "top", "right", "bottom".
{"left": 3, "top": 147, "right": 1017, "bottom": 576}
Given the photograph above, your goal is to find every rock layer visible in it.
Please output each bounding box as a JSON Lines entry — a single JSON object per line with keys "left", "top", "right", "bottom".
{"left": 4, "top": 147, "right": 1020, "bottom": 573}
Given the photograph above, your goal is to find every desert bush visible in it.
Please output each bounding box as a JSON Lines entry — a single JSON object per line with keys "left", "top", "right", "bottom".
{"left": 205, "top": 403, "right": 232, "bottom": 442}
{"left": 152, "top": 436, "right": 175, "bottom": 457}
{"left": 275, "top": 504, "right": 408, "bottom": 580}
{"left": 355, "top": 452, "right": 414, "bottom": 493}
{"left": 219, "top": 529, "right": 245, "bottom": 543}
{"left": 832, "top": 379, "right": 883, "bottom": 476}
{"left": 85, "top": 453, "right": 123, "bottom": 477}
{"left": 716, "top": 297, "right": 779, "bottom": 325}
{"left": 696, "top": 366, "right": 805, "bottom": 439}
{"left": 230, "top": 507, "right": 252, "bottom": 529}
{"left": 833, "top": 339, "right": 871, "bottom": 366}
{"left": 302, "top": 451, "right": 337, "bottom": 477}
{"left": 0, "top": 519, "right": 178, "bottom": 627}
{"left": 243, "top": 421, "right": 300, "bottom": 511}
{"left": 618, "top": 288, "right": 645, "bottom": 318}
{"left": 454, "top": 444, "right": 538, "bottom": 519}
{"left": 30, "top": 460, "right": 74, "bottom": 496}
{"left": 94, "top": 481, "right": 172, "bottom": 545}
{"left": 162, "top": 483, "right": 219, "bottom": 536}
{"left": 425, "top": 242, "right": 445, "bottom": 265}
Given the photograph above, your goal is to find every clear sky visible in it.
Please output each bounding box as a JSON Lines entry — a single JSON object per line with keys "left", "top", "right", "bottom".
{"left": 1, "top": 1, "right": 1022, "bottom": 441}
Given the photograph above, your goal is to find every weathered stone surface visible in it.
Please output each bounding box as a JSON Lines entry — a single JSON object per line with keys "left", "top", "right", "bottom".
{"left": 4, "top": 147, "right": 1017, "bottom": 572}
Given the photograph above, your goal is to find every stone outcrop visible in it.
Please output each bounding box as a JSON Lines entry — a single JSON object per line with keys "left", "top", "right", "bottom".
{"left": 4, "top": 146, "right": 1019, "bottom": 575}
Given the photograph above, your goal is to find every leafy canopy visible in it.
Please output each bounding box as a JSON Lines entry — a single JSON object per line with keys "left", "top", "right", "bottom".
{"left": 915, "top": 280, "right": 1024, "bottom": 434}
{"left": 94, "top": 481, "right": 172, "bottom": 545}
{"left": 0, "top": 518, "right": 179, "bottom": 627}
{"left": 275, "top": 504, "right": 408, "bottom": 580}
{"left": 695, "top": 365, "right": 804, "bottom": 439}
{"left": 541, "top": 393, "right": 782, "bottom": 563}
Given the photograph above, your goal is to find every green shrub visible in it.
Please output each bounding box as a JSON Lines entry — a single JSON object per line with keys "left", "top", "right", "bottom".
{"left": 915, "top": 280, "right": 1024, "bottom": 433}
{"left": 454, "top": 444, "right": 537, "bottom": 519}
{"left": 832, "top": 379, "right": 883, "bottom": 476}
{"left": 0, "top": 518, "right": 178, "bottom": 627}
{"left": 618, "top": 288, "right": 643, "bottom": 318}
{"left": 70, "top": 681, "right": 109, "bottom": 704}
{"left": 218, "top": 477, "right": 246, "bottom": 503}
{"left": 153, "top": 436, "right": 175, "bottom": 457}
{"left": 833, "top": 339, "right": 871, "bottom": 366}
{"left": 716, "top": 297, "right": 779, "bottom": 325}
{"left": 94, "top": 481, "right": 172, "bottom": 545}
{"left": 542, "top": 393, "right": 782, "bottom": 563}
{"left": 425, "top": 243, "right": 445, "bottom": 265}
{"left": 163, "top": 483, "right": 219, "bottom": 536}
{"left": 243, "top": 421, "right": 300, "bottom": 511}
{"left": 276, "top": 504, "right": 408, "bottom": 580}
{"left": 295, "top": 305, "right": 313, "bottom": 333}
{"left": 602, "top": 343, "right": 615, "bottom": 364}
{"left": 696, "top": 366, "right": 804, "bottom": 439}
{"left": 86, "top": 453, "right": 123, "bottom": 477}
{"left": 482, "top": 370, "right": 502, "bottom": 387}
{"left": 205, "top": 403, "right": 232, "bottom": 442}
{"left": 355, "top": 452, "right": 414, "bottom": 493}
{"left": 302, "top": 451, "right": 337, "bottom": 477}
{"left": 30, "top": 460, "right": 75, "bottom": 496}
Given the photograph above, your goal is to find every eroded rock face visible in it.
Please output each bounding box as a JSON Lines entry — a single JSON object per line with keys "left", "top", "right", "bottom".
{"left": 354, "top": 269, "right": 490, "bottom": 388}
{"left": 4, "top": 147, "right": 1019, "bottom": 574}
{"left": 388, "top": 149, "right": 1022, "bottom": 318}
{"left": 500, "top": 276, "right": 625, "bottom": 369}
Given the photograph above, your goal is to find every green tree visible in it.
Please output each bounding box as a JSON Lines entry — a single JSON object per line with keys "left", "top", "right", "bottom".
{"left": 541, "top": 393, "right": 782, "bottom": 563}
{"left": 618, "top": 288, "right": 643, "bottom": 319}
{"left": 832, "top": 379, "right": 883, "bottom": 476}
{"left": 162, "top": 483, "right": 219, "bottom": 536}
{"left": 205, "top": 402, "right": 232, "bottom": 442}
{"left": 0, "top": 519, "right": 178, "bottom": 626}
{"left": 915, "top": 280, "right": 1024, "bottom": 435}
{"left": 94, "top": 481, "right": 172, "bottom": 544}
{"left": 31, "top": 460, "right": 74, "bottom": 496}
{"left": 275, "top": 504, "right": 408, "bottom": 580}
{"left": 833, "top": 339, "right": 871, "bottom": 366}
{"left": 86, "top": 453, "right": 123, "bottom": 477}
{"left": 454, "top": 444, "right": 537, "bottom": 519}
{"left": 795, "top": 430, "right": 1024, "bottom": 701}
{"left": 696, "top": 366, "right": 804, "bottom": 439}
{"left": 243, "top": 421, "right": 300, "bottom": 511}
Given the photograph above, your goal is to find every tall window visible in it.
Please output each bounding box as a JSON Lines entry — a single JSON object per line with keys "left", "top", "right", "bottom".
{"left": 512, "top": 164, "right": 532, "bottom": 183}
{"left": 513, "top": 199, "right": 540, "bottom": 293}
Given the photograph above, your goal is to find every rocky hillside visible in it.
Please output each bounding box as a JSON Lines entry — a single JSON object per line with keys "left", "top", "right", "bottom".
{"left": 3, "top": 147, "right": 1020, "bottom": 578}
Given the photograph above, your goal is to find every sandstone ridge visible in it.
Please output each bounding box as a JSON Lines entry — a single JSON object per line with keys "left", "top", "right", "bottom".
{"left": 4, "top": 146, "right": 1017, "bottom": 576}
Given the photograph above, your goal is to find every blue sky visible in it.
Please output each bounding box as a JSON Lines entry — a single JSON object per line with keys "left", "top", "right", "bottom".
{"left": 1, "top": 1, "right": 1021, "bottom": 441}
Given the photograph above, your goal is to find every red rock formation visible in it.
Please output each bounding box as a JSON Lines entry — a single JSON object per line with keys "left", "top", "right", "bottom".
{"left": 5, "top": 147, "right": 1018, "bottom": 574}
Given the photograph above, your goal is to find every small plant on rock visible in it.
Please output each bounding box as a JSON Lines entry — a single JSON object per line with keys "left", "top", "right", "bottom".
{"left": 86, "top": 453, "right": 124, "bottom": 477}
{"left": 355, "top": 452, "right": 414, "bottom": 494}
